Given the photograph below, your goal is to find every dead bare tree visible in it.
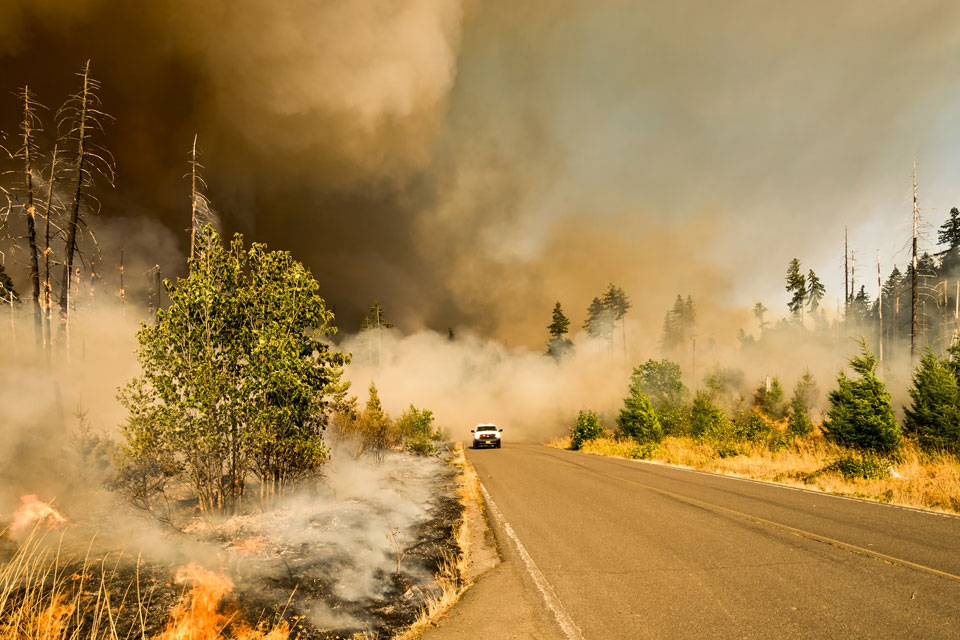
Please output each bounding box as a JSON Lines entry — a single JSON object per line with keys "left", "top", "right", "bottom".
{"left": 56, "top": 60, "right": 114, "bottom": 335}
{"left": 187, "top": 134, "right": 213, "bottom": 262}
{"left": 41, "top": 144, "right": 61, "bottom": 349}
{"left": 16, "top": 86, "right": 44, "bottom": 347}
{"left": 877, "top": 249, "right": 883, "bottom": 366}
{"left": 912, "top": 158, "right": 919, "bottom": 361}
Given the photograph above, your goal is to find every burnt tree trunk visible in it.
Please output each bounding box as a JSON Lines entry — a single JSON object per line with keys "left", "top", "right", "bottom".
{"left": 20, "top": 87, "right": 42, "bottom": 347}
{"left": 59, "top": 61, "right": 91, "bottom": 326}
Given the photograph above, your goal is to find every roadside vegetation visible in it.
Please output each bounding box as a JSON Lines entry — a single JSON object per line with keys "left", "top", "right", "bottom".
{"left": 555, "top": 350, "right": 960, "bottom": 514}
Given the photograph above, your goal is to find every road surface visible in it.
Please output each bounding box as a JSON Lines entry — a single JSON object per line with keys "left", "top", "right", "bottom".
{"left": 423, "top": 442, "right": 960, "bottom": 639}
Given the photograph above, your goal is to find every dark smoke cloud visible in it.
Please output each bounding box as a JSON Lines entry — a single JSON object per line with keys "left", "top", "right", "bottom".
{"left": 3, "top": 1, "right": 960, "bottom": 345}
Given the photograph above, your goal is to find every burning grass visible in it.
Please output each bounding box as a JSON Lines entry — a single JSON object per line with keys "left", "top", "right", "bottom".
{"left": 0, "top": 450, "right": 470, "bottom": 639}
{"left": 550, "top": 435, "right": 960, "bottom": 514}
{"left": 0, "top": 529, "right": 290, "bottom": 640}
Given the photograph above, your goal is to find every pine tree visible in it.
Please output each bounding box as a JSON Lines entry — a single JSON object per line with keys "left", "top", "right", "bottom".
{"left": 548, "top": 301, "right": 570, "bottom": 336}
{"left": 363, "top": 382, "right": 391, "bottom": 462}
{"left": 823, "top": 344, "right": 901, "bottom": 454}
{"left": 616, "top": 382, "right": 663, "bottom": 443}
{"left": 583, "top": 296, "right": 613, "bottom": 341}
{"left": 546, "top": 301, "right": 573, "bottom": 359}
{"left": 851, "top": 285, "right": 872, "bottom": 324}
{"left": 601, "top": 284, "right": 631, "bottom": 322}
{"left": 661, "top": 294, "right": 695, "bottom": 351}
{"left": 938, "top": 207, "right": 960, "bottom": 250}
{"left": 754, "top": 377, "right": 786, "bottom": 419}
{"left": 360, "top": 301, "right": 393, "bottom": 367}
{"left": 785, "top": 259, "right": 807, "bottom": 323}
{"left": 601, "top": 283, "right": 631, "bottom": 355}
{"left": 752, "top": 302, "right": 768, "bottom": 333}
{"left": 806, "top": 269, "right": 825, "bottom": 313}
{"left": 904, "top": 352, "right": 960, "bottom": 455}
{"left": 787, "top": 370, "right": 818, "bottom": 436}
{"left": 682, "top": 295, "right": 696, "bottom": 335}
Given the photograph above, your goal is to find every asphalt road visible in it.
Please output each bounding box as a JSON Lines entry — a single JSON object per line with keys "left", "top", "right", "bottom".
{"left": 425, "top": 442, "right": 960, "bottom": 639}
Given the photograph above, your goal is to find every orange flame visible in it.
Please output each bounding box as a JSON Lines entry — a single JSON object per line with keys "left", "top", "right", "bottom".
{"left": 25, "top": 595, "right": 74, "bottom": 637}
{"left": 11, "top": 494, "right": 66, "bottom": 532}
{"left": 152, "top": 563, "right": 289, "bottom": 640}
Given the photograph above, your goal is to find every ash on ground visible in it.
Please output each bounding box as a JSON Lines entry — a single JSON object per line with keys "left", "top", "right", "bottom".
{"left": 2, "top": 449, "right": 462, "bottom": 640}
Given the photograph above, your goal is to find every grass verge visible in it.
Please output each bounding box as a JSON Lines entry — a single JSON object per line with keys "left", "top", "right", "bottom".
{"left": 550, "top": 435, "right": 960, "bottom": 515}
{"left": 392, "top": 442, "right": 482, "bottom": 639}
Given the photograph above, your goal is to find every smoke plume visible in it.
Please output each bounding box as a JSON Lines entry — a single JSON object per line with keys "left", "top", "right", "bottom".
{"left": 3, "top": 1, "right": 960, "bottom": 345}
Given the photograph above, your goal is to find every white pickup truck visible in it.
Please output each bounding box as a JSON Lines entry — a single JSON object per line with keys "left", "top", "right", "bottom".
{"left": 470, "top": 423, "right": 503, "bottom": 449}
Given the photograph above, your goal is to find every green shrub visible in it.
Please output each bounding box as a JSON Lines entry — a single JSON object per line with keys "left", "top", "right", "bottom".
{"left": 732, "top": 411, "right": 771, "bottom": 443}
{"left": 628, "top": 443, "right": 658, "bottom": 459}
{"left": 821, "top": 454, "right": 890, "bottom": 480}
{"left": 691, "top": 392, "right": 725, "bottom": 438}
{"left": 713, "top": 442, "right": 748, "bottom": 458}
{"left": 766, "top": 430, "right": 791, "bottom": 452}
{"left": 617, "top": 383, "right": 663, "bottom": 443}
{"left": 570, "top": 410, "right": 606, "bottom": 450}
{"left": 396, "top": 405, "right": 445, "bottom": 456}
{"left": 658, "top": 405, "right": 693, "bottom": 437}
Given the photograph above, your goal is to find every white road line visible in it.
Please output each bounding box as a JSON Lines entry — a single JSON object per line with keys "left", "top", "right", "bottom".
{"left": 479, "top": 483, "right": 586, "bottom": 640}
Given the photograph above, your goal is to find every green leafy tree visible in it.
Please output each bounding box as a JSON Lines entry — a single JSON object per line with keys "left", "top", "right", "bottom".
{"left": 823, "top": 344, "right": 901, "bottom": 454}
{"left": 547, "top": 301, "right": 573, "bottom": 359}
{"left": 904, "top": 352, "right": 960, "bottom": 455}
{"left": 806, "top": 270, "right": 825, "bottom": 314}
{"left": 114, "top": 378, "right": 181, "bottom": 518}
{"left": 119, "top": 227, "right": 343, "bottom": 513}
{"left": 616, "top": 383, "right": 663, "bottom": 443}
{"left": 630, "top": 359, "right": 687, "bottom": 410}
{"left": 785, "top": 258, "right": 807, "bottom": 323}
{"left": 396, "top": 405, "right": 446, "bottom": 455}
{"left": 570, "top": 410, "right": 605, "bottom": 450}
{"left": 787, "top": 370, "right": 818, "bottom": 436}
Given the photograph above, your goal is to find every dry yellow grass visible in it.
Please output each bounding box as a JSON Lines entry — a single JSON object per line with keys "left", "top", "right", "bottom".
{"left": 0, "top": 528, "right": 291, "bottom": 640}
{"left": 551, "top": 435, "right": 960, "bottom": 515}
{"left": 394, "top": 442, "right": 481, "bottom": 640}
